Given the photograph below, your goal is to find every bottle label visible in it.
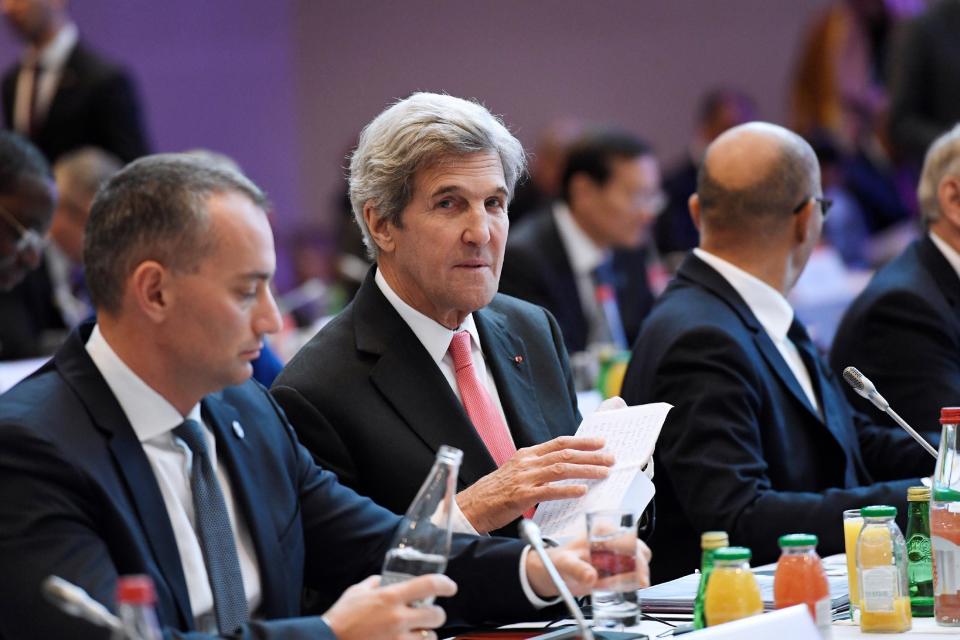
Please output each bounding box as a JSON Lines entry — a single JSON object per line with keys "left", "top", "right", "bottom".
{"left": 814, "top": 596, "right": 831, "bottom": 628}
{"left": 932, "top": 534, "right": 960, "bottom": 595}
{"left": 861, "top": 566, "right": 896, "bottom": 612}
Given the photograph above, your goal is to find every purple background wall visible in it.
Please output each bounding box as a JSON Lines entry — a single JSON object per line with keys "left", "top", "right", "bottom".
{"left": 0, "top": 0, "right": 830, "bottom": 290}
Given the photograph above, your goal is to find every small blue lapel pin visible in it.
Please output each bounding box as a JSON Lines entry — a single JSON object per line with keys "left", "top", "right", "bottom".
{"left": 231, "top": 420, "right": 245, "bottom": 439}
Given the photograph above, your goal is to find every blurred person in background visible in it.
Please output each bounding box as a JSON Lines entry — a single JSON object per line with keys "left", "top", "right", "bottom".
{"left": 500, "top": 128, "right": 661, "bottom": 356}
{"left": 507, "top": 116, "right": 582, "bottom": 222}
{"left": 1, "top": 0, "right": 150, "bottom": 163}
{"left": 653, "top": 88, "right": 756, "bottom": 272}
{"left": 0, "top": 129, "right": 54, "bottom": 360}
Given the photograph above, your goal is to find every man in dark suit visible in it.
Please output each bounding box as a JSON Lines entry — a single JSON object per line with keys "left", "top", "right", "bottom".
{"left": 1, "top": 0, "right": 149, "bottom": 163}
{"left": 621, "top": 122, "right": 935, "bottom": 582}
{"left": 0, "top": 154, "right": 634, "bottom": 639}
{"left": 832, "top": 124, "right": 960, "bottom": 438}
{"left": 499, "top": 129, "right": 660, "bottom": 355}
{"left": 273, "top": 93, "right": 628, "bottom": 539}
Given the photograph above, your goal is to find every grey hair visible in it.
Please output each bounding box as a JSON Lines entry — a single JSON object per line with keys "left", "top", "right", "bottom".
{"left": 348, "top": 92, "right": 526, "bottom": 259}
{"left": 918, "top": 124, "right": 960, "bottom": 224}
{"left": 53, "top": 147, "right": 122, "bottom": 201}
{"left": 84, "top": 153, "right": 269, "bottom": 314}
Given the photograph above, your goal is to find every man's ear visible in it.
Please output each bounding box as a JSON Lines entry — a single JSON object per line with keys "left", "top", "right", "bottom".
{"left": 938, "top": 175, "right": 960, "bottom": 227}
{"left": 688, "top": 194, "right": 702, "bottom": 231}
{"left": 363, "top": 202, "right": 396, "bottom": 255}
{"left": 128, "top": 260, "right": 171, "bottom": 323}
{"left": 793, "top": 198, "right": 814, "bottom": 244}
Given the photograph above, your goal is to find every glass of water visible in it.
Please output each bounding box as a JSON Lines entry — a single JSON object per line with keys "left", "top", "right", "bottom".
{"left": 586, "top": 509, "right": 640, "bottom": 629}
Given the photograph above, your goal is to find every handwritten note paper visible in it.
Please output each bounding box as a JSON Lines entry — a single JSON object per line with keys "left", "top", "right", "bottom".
{"left": 533, "top": 402, "right": 671, "bottom": 540}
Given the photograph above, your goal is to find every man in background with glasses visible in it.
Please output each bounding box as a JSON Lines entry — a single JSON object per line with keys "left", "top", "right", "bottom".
{"left": 0, "top": 129, "right": 55, "bottom": 359}
{"left": 619, "top": 122, "right": 935, "bottom": 582}
{"left": 500, "top": 129, "right": 663, "bottom": 356}
{"left": 832, "top": 123, "right": 960, "bottom": 441}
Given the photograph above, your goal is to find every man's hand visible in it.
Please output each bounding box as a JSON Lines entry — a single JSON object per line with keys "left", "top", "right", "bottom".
{"left": 524, "top": 536, "right": 652, "bottom": 599}
{"left": 457, "top": 436, "right": 614, "bottom": 534}
{"left": 322, "top": 574, "right": 457, "bottom": 640}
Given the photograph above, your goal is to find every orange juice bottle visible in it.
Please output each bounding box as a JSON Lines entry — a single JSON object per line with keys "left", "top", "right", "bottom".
{"left": 774, "top": 534, "right": 831, "bottom": 635}
{"left": 857, "top": 505, "right": 912, "bottom": 633}
{"left": 704, "top": 547, "right": 763, "bottom": 626}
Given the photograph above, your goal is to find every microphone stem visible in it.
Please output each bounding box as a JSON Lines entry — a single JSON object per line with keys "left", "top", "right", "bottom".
{"left": 884, "top": 406, "right": 939, "bottom": 459}
{"left": 526, "top": 535, "right": 594, "bottom": 640}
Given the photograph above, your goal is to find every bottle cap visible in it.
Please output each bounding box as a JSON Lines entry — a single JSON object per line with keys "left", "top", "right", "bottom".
{"left": 436, "top": 445, "right": 463, "bottom": 465}
{"left": 934, "top": 487, "right": 960, "bottom": 502}
{"left": 116, "top": 575, "right": 156, "bottom": 605}
{"left": 908, "top": 486, "right": 931, "bottom": 502}
{"left": 861, "top": 505, "right": 897, "bottom": 518}
{"left": 940, "top": 407, "right": 960, "bottom": 424}
{"left": 778, "top": 533, "right": 818, "bottom": 548}
{"left": 712, "top": 546, "right": 751, "bottom": 561}
{"left": 700, "top": 531, "right": 729, "bottom": 550}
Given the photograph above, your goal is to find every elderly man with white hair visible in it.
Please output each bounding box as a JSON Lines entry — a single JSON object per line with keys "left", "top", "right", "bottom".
{"left": 832, "top": 123, "right": 960, "bottom": 438}
{"left": 271, "top": 92, "right": 650, "bottom": 544}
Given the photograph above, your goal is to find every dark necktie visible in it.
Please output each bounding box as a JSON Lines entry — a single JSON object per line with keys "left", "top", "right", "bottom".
{"left": 787, "top": 318, "right": 825, "bottom": 414}
{"left": 591, "top": 259, "right": 628, "bottom": 350}
{"left": 173, "top": 419, "right": 248, "bottom": 633}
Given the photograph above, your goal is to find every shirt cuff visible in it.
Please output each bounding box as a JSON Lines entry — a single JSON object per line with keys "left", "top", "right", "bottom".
{"left": 519, "top": 545, "right": 562, "bottom": 609}
{"left": 451, "top": 497, "right": 481, "bottom": 535}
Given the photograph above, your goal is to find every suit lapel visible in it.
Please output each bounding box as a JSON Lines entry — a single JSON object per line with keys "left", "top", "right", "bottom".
{"left": 475, "top": 304, "right": 552, "bottom": 449}
{"left": 201, "top": 395, "right": 290, "bottom": 617}
{"left": 354, "top": 269, "right": 498, "bottom": 489}
{"left": 56, "top": 328, "right": 192, "bottom": 626}
{"left": 752, "top": 333, "right": 821, "bottom": 421}
{"left": 542, "top": 211, "right": 589, "bottom": 348}
{"left": 919, "top": 236, "right": 960, "bottom": 320}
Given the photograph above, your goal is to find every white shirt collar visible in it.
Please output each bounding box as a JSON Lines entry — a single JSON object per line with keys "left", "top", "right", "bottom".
{"left": 693, "top": 248, "right": 795, "bottom": 342}
{"left": 929, "top": 231, "right": 960, "bottom": 281}
{"left": 26, "top": 22, "right": 77, "bottom": 71}
{"left": 374, "top": 268, "right": 482, "bottom": 365}
{"left": 85, "top": 324, "right": 202, "bottom": 443}
{"left": 552, "top": 201, "right": 609, "bottom": 276}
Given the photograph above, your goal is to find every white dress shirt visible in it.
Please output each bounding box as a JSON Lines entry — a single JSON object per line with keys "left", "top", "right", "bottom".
{"left": 374, "top": 269, "right": 556, "bottom": 608}
{"left": 13, "top": 22, "right": 78, "bottom": 135}
{"left": 85, "top": 326, "right": 262, "bottom": 631}
{"left": 929, "top": 231, "right": 960, "bottom": 280}
{"left": 694, "top": 249, "right": 821, "bottom": 415}
{"left": 552, "top": 202, "right": 613, "bottom": 348}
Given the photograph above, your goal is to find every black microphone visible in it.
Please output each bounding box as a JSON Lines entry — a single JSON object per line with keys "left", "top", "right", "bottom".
{"left": 520, "top": 520, "right": 647, "bottom": 640}
{"left": 42, "top": 575, "right": 125, "bottom": 635}
{"left": 842, "top": 366, "right": 938, "bottom": 459}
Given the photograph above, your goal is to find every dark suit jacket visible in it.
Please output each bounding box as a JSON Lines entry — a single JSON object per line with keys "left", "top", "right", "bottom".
{"left": 271, "top": 267, "right": 581, "bottom": 539}
{"left": 499, "top": 207, "right": 655, "bottom": 354}
{"left": 2, "top": 41, "right": 150, "bottom": 163}
{"left": 0, "top": 254, "right": 68, "bottom": 360}
{"left": 0, "top": 324, "right": 538, "bottom": 639}
{"left": 620, "top": 254, "right": 935, "bottom": 582}
{"left": 831, "top": 236, "right": 960, "bottom": 437}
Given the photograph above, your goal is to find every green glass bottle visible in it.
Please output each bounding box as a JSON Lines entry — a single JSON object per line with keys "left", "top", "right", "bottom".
{"left": 906, "top": 486, "right": 934, "bottom": 617}
{"left": 693, "top": 531, "right": 729, "bottom": 629}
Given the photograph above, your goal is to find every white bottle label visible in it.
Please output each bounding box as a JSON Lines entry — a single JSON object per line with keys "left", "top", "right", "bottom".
{"left": 932, "top": 534, "right": 960, "bottom": 595}
{"left": 814, "top": 595, "right": 831, "bottom": 629}
{"left": 861, "top": 566, "right": 896, "bottom": 612}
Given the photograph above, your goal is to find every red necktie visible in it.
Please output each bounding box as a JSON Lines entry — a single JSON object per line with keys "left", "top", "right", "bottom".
{"left": 448, "top": 331, "right": 517, "bottom": 466}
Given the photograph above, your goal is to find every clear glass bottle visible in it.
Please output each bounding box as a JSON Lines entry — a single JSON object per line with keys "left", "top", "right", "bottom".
{"left": 692, "top": 531, "right": 728, "bottom": 629}
{"left": 905, "top": 486, "right": 934, "bottom": 617}
{"left": 774, "top": 534, "right": 831, "bottom": 637}
{"left": 380, "top": 445, "right": 462, "bottom": 601}
{"left": 857, "top": 505, "right": 912, "bottom": 633}
{"left": 932, "top": 407, "right": 960, "bottom": 625}
{"left": 115, "top": 575, "right": 162, "bottom": 640}
{"left": 703, "top": 546, "right": 763, "bottom": 627}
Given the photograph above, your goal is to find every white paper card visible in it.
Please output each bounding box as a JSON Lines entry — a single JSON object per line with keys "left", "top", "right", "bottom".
{"left": 532, "top": 402, "right": 670, "bottom": 539}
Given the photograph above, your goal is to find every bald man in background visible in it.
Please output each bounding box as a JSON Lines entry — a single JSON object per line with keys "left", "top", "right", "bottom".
{"left": 621, "top": 122, "right": 934, "bottom": 581}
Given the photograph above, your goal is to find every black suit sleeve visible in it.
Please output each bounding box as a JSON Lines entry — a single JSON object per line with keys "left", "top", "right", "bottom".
{"left": 833, "top": 288, "right": 959, "bottom": 438}
{"left": 649, "top": 328, "right": 917, "bottom": 562}
{"left": 92, "top": 71, "right": 150, "bottom": 162}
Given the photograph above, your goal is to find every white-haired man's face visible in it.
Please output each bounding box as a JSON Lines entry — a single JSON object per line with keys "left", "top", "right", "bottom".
{"left": 369, "top": 151, "right": 509, "bottom": 329}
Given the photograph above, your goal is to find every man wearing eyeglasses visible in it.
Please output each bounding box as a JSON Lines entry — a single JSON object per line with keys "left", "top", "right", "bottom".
{"left": 619, "top": 122, "right": 936, "bottom": 582}
{"left": 499, "top": 129, "right": 661, "bottom": 355}
{"left": 0, "top": 130, "right": 52, "bottom": 290}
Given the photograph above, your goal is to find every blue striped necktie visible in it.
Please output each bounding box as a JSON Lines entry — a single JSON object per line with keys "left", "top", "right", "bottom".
{"left": 174, "top": 418, "right": 248, "bottom": 633}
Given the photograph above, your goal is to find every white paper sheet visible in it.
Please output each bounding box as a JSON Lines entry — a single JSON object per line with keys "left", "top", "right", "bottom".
{"left": 533, "top": 402, "right": 671, "bottom": 539}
